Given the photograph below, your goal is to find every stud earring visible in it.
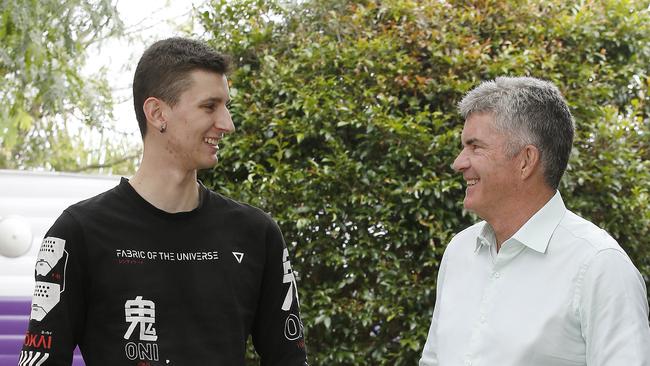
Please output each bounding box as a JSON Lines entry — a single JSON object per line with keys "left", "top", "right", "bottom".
{"left": 160, "top": 122, "right": 167, "bottom": 133}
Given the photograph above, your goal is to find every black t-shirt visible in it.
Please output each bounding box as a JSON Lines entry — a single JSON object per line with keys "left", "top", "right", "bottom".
{"left": 21, "top": 178, "right": 308, "bottom": 365}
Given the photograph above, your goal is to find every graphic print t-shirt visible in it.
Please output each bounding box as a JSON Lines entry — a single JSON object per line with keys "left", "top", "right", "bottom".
{"left": 20, "top": 178, "right": 308, "bottom": 365}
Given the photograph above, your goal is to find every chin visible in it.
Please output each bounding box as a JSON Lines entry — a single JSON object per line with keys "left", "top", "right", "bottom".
{"left": 463, "top": 196, "right": 473, "bottom": 210}
{"left": 196, "top": 158, "right": 218, "bottom": 170}
{"left": 463, "top": 199, "right": 481, "bottom": 216}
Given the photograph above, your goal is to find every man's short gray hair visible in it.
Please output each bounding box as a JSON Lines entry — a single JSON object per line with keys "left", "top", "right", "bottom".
{"left": 458, "top": 76, "right": 575, "bottom": 189}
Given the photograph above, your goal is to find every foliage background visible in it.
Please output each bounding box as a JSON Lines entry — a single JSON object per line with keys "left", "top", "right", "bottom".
{"left": 0, "top": 0, "right": 137, "bottom": 173}
{"left": 3, "top": 0, "right": 644, "bottom": 364}
{"left": 194, "top": 0, "right": 650, "bottom": 364}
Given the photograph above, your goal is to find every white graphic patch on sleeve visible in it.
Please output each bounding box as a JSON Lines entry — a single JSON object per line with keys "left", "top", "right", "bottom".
{"left": 282, "top": 248, "right": 300, "bottom": 311}
{"left": 19, "top": 350, "right": 50, "bottom": 366}
{"left": 35, "top": 237, "right": 66, "bottom": 276}
{"left": 30, "top": 281, "right": 61, "bottom": 321}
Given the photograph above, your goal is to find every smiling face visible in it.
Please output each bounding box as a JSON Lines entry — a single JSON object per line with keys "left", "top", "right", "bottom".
{"left": 452, "top": 112, "right": 523, "bottom": 220}
{"left": 162, "top": 69, "right": 234, "bottom": 170}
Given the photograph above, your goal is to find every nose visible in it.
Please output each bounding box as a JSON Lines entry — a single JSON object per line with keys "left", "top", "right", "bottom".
{"left": 451, "top": 148, "right": 469, "bottom": 172}
{"left": 216, "top": 106, "right": 235, "bottom": 134}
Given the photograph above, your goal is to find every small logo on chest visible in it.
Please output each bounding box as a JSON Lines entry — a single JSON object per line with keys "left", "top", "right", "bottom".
{"left": 232, "top": 251, "right": 244, "bottom": 263}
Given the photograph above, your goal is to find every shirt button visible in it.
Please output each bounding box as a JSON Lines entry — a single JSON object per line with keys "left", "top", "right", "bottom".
{"left": 480, "top": 315, "right": 487, "bottom": 323}
{"left": 493, "top": 271, "right": 500, "bottom": 278}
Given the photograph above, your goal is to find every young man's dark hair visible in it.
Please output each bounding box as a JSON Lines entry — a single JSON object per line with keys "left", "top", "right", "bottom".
{"left": 132, "top": 37, "right": 231, "bottom": 138}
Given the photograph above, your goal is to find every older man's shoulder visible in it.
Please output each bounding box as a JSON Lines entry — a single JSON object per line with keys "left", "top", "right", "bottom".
{"left": 558, "top": 210, "right": 621, "bottom": 254}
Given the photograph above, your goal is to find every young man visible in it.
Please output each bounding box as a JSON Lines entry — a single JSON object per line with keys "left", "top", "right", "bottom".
{"left": 20, "top": 37, "right": 308, "bottom": 365}
{"left": 420, "top": 77, "right": 650, "bottom": 365}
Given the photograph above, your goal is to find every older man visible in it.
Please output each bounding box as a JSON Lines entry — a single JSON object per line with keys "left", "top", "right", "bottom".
{"left": 420, "top": 77, "right": 650, "bottom": 366}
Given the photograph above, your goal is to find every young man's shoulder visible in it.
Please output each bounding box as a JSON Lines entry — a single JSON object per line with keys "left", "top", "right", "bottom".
{"left": 204, "top": 189, "right": 278, "bottom": 227}
{"left": 65, "top": 184, "right": 122, "bottom": 217}
{"left": 42, "top": 184, "right": 122, "bottom": 242}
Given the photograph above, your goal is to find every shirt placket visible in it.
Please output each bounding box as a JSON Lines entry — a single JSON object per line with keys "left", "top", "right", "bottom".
{"left": 465, "top": 239, "right": 522, "bottom": 366}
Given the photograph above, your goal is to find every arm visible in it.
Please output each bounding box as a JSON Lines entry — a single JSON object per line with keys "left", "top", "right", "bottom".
{"left": 580, "top": 249, "right": 650, "bottom": 365}
{"left": 419, "top": 250, "right": 448, "bottom": 366}
{"left": 20, "top": 211, "right": 87, "bottom": 365}
{"left": 251, "top": 219, "right": 308, "bottom": 366}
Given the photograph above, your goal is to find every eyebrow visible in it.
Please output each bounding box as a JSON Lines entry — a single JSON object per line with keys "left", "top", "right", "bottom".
{"left": 199, "top": 96, "right": 231, "bottom": 105}
{"left": 463, "top": 137, "right": 480, "bottom": 146}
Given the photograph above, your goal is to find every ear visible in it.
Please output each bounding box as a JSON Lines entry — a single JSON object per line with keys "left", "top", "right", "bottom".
{"left": 519, "top": 144, "right": 541, "bottom": 180}
{"left": 143, "top": 97, "right": 167, "bottom": 133}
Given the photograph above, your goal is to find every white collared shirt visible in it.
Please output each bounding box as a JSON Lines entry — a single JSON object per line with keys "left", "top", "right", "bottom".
{"left": 420, "top": 191, "right": 650, "bottom": 366}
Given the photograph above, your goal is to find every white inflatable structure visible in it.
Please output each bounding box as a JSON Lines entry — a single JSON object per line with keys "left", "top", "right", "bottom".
{"left": 0, "top": 216, "right": 32, "bottom": 258}
{"left": 0, "top": 169, "right": 121, "bottom": 296}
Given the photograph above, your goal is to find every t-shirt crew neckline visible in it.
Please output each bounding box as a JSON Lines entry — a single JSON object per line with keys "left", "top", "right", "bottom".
{"left": 118, "top": 177, "right": 209, "bottom": 220}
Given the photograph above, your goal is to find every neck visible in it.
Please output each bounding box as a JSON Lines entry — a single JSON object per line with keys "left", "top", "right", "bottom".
{"left": 129, "top": 145, "right": 200, "bottom": 213}
{"left": 489, "top": 187, "right": 555, "bottom": 251}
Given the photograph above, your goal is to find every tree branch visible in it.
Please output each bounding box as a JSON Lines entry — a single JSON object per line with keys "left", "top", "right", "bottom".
{"left": 68, "top": 152, "right": 140, "bottom": 173}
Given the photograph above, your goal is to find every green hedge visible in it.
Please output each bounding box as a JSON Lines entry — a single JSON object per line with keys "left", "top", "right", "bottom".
{"left": 198, "top": 0, "right": 650, "bottom": 364}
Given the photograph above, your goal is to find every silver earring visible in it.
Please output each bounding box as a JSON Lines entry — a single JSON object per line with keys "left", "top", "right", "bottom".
{"left": 160, "top": 122, "right": 167, "bottom": 133}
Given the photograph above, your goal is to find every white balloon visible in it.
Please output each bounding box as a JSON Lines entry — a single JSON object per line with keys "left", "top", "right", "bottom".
{"left": 0, "top": 216, "right": 33, "bottom": 258}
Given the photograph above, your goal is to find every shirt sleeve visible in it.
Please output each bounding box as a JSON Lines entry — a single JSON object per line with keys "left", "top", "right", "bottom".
{"left": 419, "top": 248, "right": 449, "bottom": 366}
{"left": 580, "top": 248, "right": 650, "bottom": 365}
{"left": 251, "top": 218, "right": 308, "bottom": 366}
{"left": 20, "top": 210, "right": 87, "bottom": 365}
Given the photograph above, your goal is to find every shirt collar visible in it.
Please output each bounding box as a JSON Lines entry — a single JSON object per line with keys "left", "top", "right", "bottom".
{"left": 475, "top": 223, "right": 496, "bottom": 253}
{"left": 474, "top": 191, "right": 567, "bottom": 254}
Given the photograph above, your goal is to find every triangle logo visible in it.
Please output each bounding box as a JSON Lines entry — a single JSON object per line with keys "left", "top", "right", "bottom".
{"left": 232, "top": 252, "right": 244, "bottom": 264}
